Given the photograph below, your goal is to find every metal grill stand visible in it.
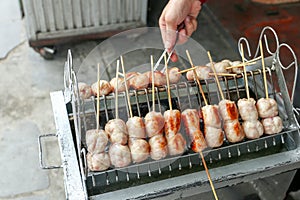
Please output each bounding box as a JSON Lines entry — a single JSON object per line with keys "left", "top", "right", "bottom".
{"left": 41, "top": 27, "right": 300, "bottom": 199}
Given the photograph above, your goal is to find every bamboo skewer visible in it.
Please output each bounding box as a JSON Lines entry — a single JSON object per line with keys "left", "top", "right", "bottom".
{"left": 164, "top": 54, "right": 172, "bottom": 110}
{"left": 225, "top": 61, "right": 256, "bottom": 70}
{"left": 247, "top": 55, "right": 262, "bottom": 63}
{"left": 225, "top": 56, "right": 261, "bottom": 70}
{"left": 177, "top": 56, "right": 261, "bottom": 74}
{"left": 115, "top": 60, "right": 120, "bottom": 119}
{"left": 177, "top": 66, "right": 198, "bottom": 74}
{"left": 208, "top": 72, "right": 237, "bottom": 77}
{"left": 199, "top": 151, "right": 219, "bottom": 200}
{"left": 177, "top": 67, "right": 238, "bottom": 78}
{"left": 185, "top": 50, "right": 218, "bottom": 200}
{"left": 120, "top": 55, "right": 133, "bottom": 118}
{"left": 151, "top": 55, "right": 155, "bottom": 112}
{"left": 196, "top": 73, "right": 208, "bottom": 106}
{"left": 259, "top": 40, "right": 269, "bottom": 99}
{"left": 207, "top": 51, "right": 225, "bottom": 100}
{"left": 178, "top": 66, "right": 243, "bottom": 74}
{"left": 96, "top": 63, "right": 101, "bottom": 131}
{"left": 185, "top": 50, "right": 208, "bottom": 106}
{"left": 240, "top": 44, "right": 250, "bottom": 99}
{"left": 195, "top": 75, "right": 208, "bottom": 105}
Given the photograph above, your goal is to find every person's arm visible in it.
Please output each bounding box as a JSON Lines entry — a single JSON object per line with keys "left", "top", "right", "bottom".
{"left": 159, "top": 0, "right": 204, "bottom": 62}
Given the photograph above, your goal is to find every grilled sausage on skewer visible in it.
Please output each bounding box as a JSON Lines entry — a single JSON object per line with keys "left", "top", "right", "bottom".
{"left": 221, "top": 59, "right": 232, "bottom": 64}
{"left": 242, "top": 120, "right": 264, "bottom": 139}
{"left": 218, "top": 99, "right": 245, "bottom": 143}
{"left": 86, "top": 129, "right": 108, "bottom": 154}
{"left": 87, "top": 152, "right": 111, "bottom": 171}
{"left": 148, "top": 134, "right": 168, "bottom": 160}
{"left": 201, "top": 105, "right": 224, "bottom": 147}
{"left": 186, "top": 66, "right": 212, "bottom": 81}
{"left": 109, "top": 143, "right": 132, "bottom": 168}
{"left": 206, "top": 62, "right": 215, "bottom": 68}
{"left": 128, "top": 138, "right": 150, "bottom": 163}
{"left": 129, "top": 73, "right": 150, "bottom": 90}
{"left": 201, "top": 105, "right": 222, "bottom": 128}
{"left": 237, "top": 98, "right": 258, "bottom": 121}
{"left": 238, "top": 98, "right": 264, "bottom": 139}
{"left": 109, "top": 131, "right": 128, "bottom": 145}
{"left": 125, "top": 71, "right": 139, "bottom": 89}
{"left": 204, "top": 126, "right": 224, "bottom": 147}
{"left": 126, "top": 71, "right": 139, "bottom": 79}
{"left": 78, "top": 82, "right": 93, "bottom": 99}
{"left": 218, "top": 99, "right": 239, "bottom": 122}
{"left": 105, "top": 118, "right": 128, "bottom": 135}
{"left": 105, "top": 118, "right": 128, "bottom": 144}
{"left": 144, "top": 71, "right": 167, "bottom": 87}
{"left": 231, "top": 61, "right": 243, "bottom": 74}
{"left": 257, "top": 97, "right": 283, "bottom": 134}
{"left": 144, "top": 111, "right": 165, "bottom": 138}
{"left": 126, "top": 116, "right": 146, "bottom": 138}
{"left": 91, "top": 80, "right": 113, "bottom": 96}
{"left": 256, "top": 98, "right": 279, "bottom": 118}
{"left": 181, "top": 109, "right": 207, "bottom": 152}
{"left": 214, "top": 61, "right": 231, "bottom": 73}
{"left": 167, "top": 133, "right": 186, "bottom": 156}
{"left": 110, "top": 77, "right": 126, "bottom": 92}
{"left": 164, "top": 109, "right": 181, "bottom": 139}
{"left": 261, "top": 116, "right": 283, "bottom": 135}
{"left": 190, "top": 131, "right": 207, "bottom": 152}
{"left": 164, "top": 109, "right": 186, "bottom": 156}
{"left": 223, "top": 119, "right": 245, "bottom": 143}
{"left": 167, "top": 67, "right": 182, "bottom": 84}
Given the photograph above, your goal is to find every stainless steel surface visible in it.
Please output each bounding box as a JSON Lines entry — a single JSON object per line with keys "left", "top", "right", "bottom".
{"left": 50, "top": 91, "right": 86, "bottom": 200}
{"left": 250, "top": 170, "right": 296, "bottom": 200}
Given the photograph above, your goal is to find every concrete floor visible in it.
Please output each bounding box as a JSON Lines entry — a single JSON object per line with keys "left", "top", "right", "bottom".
{"left": 0, "top": 1, "right": 299, "bottom": 200}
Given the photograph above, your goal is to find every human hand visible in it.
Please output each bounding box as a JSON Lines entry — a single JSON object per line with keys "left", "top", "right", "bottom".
{"left": 159, "top": 0, "right": 202, "bottom": 62}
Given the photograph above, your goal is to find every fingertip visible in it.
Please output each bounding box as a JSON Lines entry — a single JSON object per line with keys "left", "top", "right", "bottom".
{"left": 185, "top": 16, "right": 191, "bottom": 23}
{"left": 179, "top": 29, "right": 187, "bottom": 36}
{"left": 171, "top": 53, "right": 178, "bottom": 62}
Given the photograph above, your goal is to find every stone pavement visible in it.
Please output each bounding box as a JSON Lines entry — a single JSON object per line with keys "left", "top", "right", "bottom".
{"left": 0, "top": 0, "right": 24, "bottom": 59}
{"left": 0, "top": 32, "right": 66, "bottom": 199}
{"left": 0, "top": 2, "right": 69, "bottom": 199}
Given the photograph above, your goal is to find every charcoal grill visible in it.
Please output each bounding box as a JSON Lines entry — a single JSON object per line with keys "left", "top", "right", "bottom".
{"left": 39, "top": 27, "right": 300, "bottom": 199}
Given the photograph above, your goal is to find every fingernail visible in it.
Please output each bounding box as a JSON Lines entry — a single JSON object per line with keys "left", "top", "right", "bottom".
{"left": 186, "top": 16, "right": 191, "bottom": 23}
